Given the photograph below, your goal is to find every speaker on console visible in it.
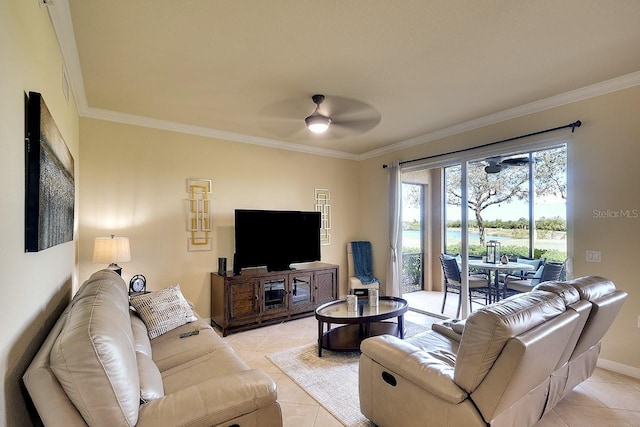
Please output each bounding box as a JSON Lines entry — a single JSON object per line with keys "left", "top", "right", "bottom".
{"left": 218, "top": 257, "right": 227, "bottom": 275}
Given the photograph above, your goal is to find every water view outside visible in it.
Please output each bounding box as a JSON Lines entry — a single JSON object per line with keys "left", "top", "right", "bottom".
{"left": 403, "top": 229, "right": 511, "bottom": 248}
{"left": 404, "top": 226, "right": 567, "bottom": 260}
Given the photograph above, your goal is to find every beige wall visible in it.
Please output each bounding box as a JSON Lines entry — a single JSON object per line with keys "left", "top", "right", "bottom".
{"left": 360, "top": 86, "right": 640, "bottom": 372}
{"left": 78, "top": 118, "right": 362, "bottom": 315}
{"left": 1, "top": 1, "right": 80, "bottom": 425}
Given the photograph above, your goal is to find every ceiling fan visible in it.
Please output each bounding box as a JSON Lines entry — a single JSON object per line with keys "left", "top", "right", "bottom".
{"left": 483, "top": 156, "right": 538, "bottom": 174}
{"left": 258, "top": 94, "right": 381, "bottom": 140}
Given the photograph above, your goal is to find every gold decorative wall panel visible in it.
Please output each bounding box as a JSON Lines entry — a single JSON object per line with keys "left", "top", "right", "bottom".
{"left": 315, "top": 188, "right": 331, "bottom": 245}
{"left": 186, "top": 178, "right": 212, "bottom": 251}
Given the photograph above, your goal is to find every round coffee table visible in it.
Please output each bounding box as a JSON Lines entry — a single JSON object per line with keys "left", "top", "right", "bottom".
{"left": 315, "top": 296, "right": 408, "bottom": 357}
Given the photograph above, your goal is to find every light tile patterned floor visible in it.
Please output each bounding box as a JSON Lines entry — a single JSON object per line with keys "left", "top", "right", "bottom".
{"left": 218, "top": 294, "right": 640, "bottom": 427}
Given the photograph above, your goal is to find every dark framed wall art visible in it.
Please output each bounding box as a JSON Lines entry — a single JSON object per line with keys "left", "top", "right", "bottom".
{"left": 24, "top": 91, "right": 75, "bottom": 252}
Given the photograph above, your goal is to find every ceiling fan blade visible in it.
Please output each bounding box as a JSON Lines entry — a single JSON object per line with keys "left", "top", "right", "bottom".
{"left": 332, "top": 115, "right": 381, "bottom": 135}
{"left": 501, "top": 157, "right": 531, "bottom": 166}
{"left": 322, "top": 96, "right": 377, "bottom": 117}
{"left": 259, "top": 97, "right": 311, "bottom": 120}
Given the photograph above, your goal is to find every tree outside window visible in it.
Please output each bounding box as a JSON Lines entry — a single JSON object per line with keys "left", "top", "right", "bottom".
{"left": 445, "top": 145, "right": 566, "bottom": 261}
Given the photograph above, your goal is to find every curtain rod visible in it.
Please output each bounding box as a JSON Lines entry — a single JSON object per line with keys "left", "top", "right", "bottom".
{"left": 382, "top": 120, "right": 581, "bottom": 169}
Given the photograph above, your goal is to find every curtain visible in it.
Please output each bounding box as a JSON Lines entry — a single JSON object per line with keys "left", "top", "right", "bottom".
{"left": 386, "top": 160, "right": 402, "bottom": 297}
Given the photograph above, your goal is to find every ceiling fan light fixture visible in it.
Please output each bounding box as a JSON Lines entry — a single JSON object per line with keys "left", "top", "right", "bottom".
{"left": 305, "top": 94, "right": 332, "bottom": 134}
{"left": 305, "top": 112, "right": 331, "bottom": 133}
{"left": 484, "top": 164, "right": 502, "bottom": 174}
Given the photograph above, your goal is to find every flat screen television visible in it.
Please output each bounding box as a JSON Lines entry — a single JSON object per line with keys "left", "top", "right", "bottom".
{"left": 234, "top": 209, "right": 321, "bottom": 273}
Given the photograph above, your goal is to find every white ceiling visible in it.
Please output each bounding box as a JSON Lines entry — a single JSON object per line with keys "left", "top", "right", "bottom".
{"left": 54, "top": 0, "right": 640, "bottom": 159}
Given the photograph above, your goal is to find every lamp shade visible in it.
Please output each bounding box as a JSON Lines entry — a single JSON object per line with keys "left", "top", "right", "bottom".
{"left": 92, "top": 235, "right": 131, "bottom": 264}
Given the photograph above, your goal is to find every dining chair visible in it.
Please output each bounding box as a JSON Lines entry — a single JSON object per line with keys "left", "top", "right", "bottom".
{"left": 439, "top": 254, "right": 489, "bottom": 318}
{"left": 499, "top": 257, "right": 546, "bottom": 283}
{"left": 505, "top": 260, "right": 565, "bottom": 293}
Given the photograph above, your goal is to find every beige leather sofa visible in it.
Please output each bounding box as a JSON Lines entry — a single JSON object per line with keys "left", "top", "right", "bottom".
{"left": 23, "top": 269, "right": 283, "bottom": 427}
{"left": 358, "top": 276, "right": 626, "bottom": 427}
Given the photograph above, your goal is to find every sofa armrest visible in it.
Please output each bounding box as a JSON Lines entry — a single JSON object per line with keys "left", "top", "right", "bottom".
{"left": 361, "top": 335, "right": 467, "bottom": 403}
{"left": 136, "top": 369, "right": 278, "bottom": 427}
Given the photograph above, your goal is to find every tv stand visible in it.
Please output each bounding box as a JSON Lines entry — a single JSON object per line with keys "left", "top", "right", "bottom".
{"left": 211, "top": 262, "right": 338, "bottom": 336}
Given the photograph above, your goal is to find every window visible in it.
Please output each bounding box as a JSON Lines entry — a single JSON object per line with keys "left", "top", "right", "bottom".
{"left": 444, "top": 145, "right": 566, "bottom": 262}
{"left": 401, "top": 182, "right": 424, "bottom": 293}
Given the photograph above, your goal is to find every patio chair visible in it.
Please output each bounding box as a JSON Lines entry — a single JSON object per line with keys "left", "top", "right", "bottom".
{"left": 499, "top": 257, "right": 546, "bottom": 283}
{"left": 439, "top": 254, "right": 489, "bottom": 318}
{"left": 506, "top": 260, "right": 565, "bottom": 293}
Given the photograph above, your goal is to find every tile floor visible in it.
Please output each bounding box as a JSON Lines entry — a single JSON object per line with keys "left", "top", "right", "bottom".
{"left": 218, "top": 294, "right": 640, "bottom": 427}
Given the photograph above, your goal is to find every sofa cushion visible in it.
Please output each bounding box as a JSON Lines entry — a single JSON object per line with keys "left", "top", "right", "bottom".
{"left": 568, "top": 276, "right": 616, "bottom": 301}
{"left": 161, "top": 347, "right": 250, "bottom": 394}
{"left": 535, "top": 281, "right": 580, "bottom": 305}
{"left": 151, "top": 318, "right": 228, "bottom": 372}
{"left": 137, "top": 352, "right": 164, "bottom": 402}
{"left": 49, "top": 270, "right": 140, "bottom": 426}
{"left": 130, "top": 284, "right": 197, "bottom": 339}
{"left": 406, "top": 329, "right": 460, "bottom": 356}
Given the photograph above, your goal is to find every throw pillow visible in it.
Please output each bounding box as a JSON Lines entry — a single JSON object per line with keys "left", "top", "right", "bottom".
{"left": 130, "top": 284, "right": 197, "bottom": 339}
{"left": 516, "top": 258, "right": 543, "bottom": 278}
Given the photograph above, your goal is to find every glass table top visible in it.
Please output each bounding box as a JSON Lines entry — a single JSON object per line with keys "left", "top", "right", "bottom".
{"left": 315, "top": 297, "right": 407, "bottom": 320}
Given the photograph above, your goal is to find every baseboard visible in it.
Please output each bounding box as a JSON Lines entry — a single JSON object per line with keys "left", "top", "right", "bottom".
{"left": 408, "top": 306, "right": 448, "bottom": 320}
{"left": 597, "top": 357, "right": 640, "bottom": 379}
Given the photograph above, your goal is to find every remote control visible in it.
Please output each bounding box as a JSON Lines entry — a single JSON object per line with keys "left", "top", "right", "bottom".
{"left": 179, "top": 330, "right": 200, "bottom": 338}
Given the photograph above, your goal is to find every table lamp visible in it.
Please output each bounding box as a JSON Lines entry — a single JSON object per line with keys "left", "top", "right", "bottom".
{"left": 92, "top": 235, "right": 131, "bottom": 275}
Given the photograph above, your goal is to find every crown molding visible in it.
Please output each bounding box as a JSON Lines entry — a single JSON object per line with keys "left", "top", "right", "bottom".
{"left": 49, "top": 1, "right": 640, "bottom": 162}
{"left": 359, "top": 71, "right": 640, "bottom": 160}
{"left": 83, "top": 108, "right": 360, "bottom": 161}
{"left": 47, "top": 0, "right": 87, "bottom": 112}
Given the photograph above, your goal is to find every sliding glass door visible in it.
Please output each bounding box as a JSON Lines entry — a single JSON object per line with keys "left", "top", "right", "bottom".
{"left": 391, "top": 142, "right": 569, "bottom": 318}
{"left": 445, "top": 145, "right": 566, "bottom": 263}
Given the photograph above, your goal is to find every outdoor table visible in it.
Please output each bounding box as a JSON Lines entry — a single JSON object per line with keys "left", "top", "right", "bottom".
{"left": 468, "top": 260, "right": 534, "bottom": 302}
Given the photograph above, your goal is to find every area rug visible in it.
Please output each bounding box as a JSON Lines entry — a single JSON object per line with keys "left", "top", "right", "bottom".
{"left": 267, "top": 320, "right": 435, "bottom": 427}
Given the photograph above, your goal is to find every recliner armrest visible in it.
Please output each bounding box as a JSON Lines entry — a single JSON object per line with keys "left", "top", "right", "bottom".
{"left": 136, "top": 369, "right": 278, "bottom": 427}
{"left": 360, "top": 335, "right": 467, "bottom": 404}
{"left": 432, "top": 319, "right": 465, "bottom": 342}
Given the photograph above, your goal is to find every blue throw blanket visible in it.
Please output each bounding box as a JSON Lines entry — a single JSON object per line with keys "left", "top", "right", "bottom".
{"left": 352, "top": 241, "right": 379, "bottom": 285}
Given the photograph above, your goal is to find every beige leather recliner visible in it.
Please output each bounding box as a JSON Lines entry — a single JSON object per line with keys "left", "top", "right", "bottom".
{"left": 358, "top": 277, "right": 625, "bottom": 427}
{"left": 537, "top": 276, "right": 627, "bottom": 411}
{"left": 360, "top": 276, "right": 627, "bottom": 426}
